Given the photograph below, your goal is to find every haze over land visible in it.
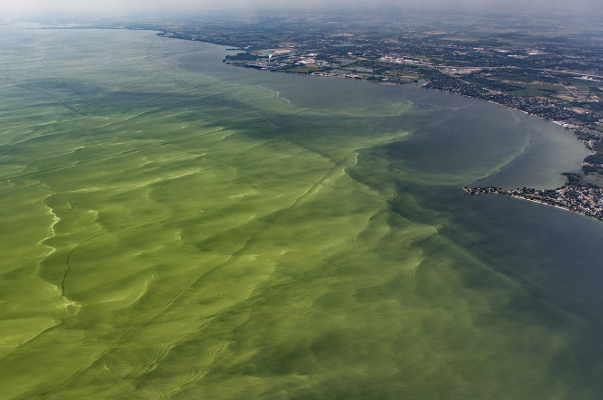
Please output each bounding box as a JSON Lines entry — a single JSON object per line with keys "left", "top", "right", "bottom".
{"left": 2, "top": 0, "right": 602, "bottom": 18}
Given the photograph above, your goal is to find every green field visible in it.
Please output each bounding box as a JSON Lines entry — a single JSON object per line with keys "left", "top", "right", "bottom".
{"left": 1, "top": 26, "right": 602, "bottom": 399}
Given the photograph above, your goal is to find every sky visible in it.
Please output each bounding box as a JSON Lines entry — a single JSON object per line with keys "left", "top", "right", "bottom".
{"left": 1, "top": 0, "right": 601, "bottom": 18}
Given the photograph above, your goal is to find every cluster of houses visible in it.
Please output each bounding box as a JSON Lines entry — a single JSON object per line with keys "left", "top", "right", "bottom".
{"left": 463, "top": 185, "right": 603, "bottom": 221}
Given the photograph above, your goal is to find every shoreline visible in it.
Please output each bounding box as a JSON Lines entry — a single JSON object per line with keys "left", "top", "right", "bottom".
{"left": 222, "top": 50, "right": 603, "bottom": 223}
{"left": 140, "top": 29, "right": 603, "bottom": 223}
{"left": 208, "top": 33, "right": 603, "bottom": 223}
{"left": 463, "top": 185, "right": 603, "bottom": 222}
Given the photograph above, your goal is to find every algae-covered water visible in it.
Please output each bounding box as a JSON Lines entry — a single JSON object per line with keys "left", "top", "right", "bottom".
{"left": 1, "top": 25, "right": 603, "bottom": 399}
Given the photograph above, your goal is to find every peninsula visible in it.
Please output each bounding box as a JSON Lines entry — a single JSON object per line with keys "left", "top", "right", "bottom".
{"left": 464, "top": 174, "right": 603, "bottom": 221}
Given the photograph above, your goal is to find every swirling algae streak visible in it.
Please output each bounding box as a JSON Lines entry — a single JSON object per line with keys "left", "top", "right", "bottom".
{"left": 39, "top": 203, "right": 60, "bottom": 257}
{"left": 60, "top": 213, "right": 170, "bottom": 300}
{"left": 42, "top": 161, "right": 346, "bottom": 396}
{"left": 1, "top": 202, "right": 79, "bottom": 352}
{"left": 0, "top": 86, "right": 375, "bottom": 185}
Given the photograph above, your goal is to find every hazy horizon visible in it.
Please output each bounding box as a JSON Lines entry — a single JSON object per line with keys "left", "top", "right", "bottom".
{"left": 2, "top": 0, "right": 602, "bottom": 19}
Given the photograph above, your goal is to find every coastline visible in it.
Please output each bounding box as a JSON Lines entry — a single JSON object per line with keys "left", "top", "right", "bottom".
{"left": 153, "top": 30, "right": 603, "bottom": 223}
{"left": 230, "top": 54, "right": 603, "bottom": 222}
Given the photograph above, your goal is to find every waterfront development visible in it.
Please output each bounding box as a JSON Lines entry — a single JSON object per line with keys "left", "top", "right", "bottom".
{"left": 464, "top": 182, "right": 603, "bottom": 221}
{"left": 1, "top": 19, "right": 603, "bottom": 399}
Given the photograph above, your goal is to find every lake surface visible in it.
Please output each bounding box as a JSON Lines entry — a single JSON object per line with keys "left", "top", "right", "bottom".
{"left": 0, "top": 25, "right": 602, "bottom": 399}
